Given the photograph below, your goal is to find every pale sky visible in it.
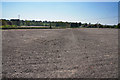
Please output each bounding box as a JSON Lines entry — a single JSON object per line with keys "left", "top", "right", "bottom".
{"left": 2, "top": 1, "right": 119, "bottom": 25}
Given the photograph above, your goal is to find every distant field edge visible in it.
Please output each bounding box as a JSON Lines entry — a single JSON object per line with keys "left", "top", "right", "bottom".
{"left": 0, "top": 27, "right": 51, "bottom": 30}
{"left": 1, "top": 78, "right": 119, "bottom": 80}
{"left": 0, "top": 27, "right": 119, "bottom": 30}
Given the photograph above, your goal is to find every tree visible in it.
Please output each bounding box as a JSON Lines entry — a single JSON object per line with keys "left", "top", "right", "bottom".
{"left": 83, "top": 23, "right": 88, "bottom": 28}
{"left": 70, "top": 23, "right": 79, "bottom": 28}
{"left": 2, "top": 20, "right": 7, "bottom": 25}
{"left": 10, "top": 19, "right": 20, "bottom": 26}
{"left": 79, "top": 22, "right": 82, "bottom": 26}
{"left": 49, "top": 22, "right": 52, "bottom": 29}
{"left": 25, "top": 20, "right": 30, "bottom": 26}
{"left": 116, "top": 23, "right": 120, "bottom": 28}
{"left": 7, "top": 21, "right": 12, "bottom": 25}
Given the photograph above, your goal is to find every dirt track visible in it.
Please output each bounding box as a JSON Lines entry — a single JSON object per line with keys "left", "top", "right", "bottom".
{"left": 2, "top": 28, "right": 118, "bottom": 78}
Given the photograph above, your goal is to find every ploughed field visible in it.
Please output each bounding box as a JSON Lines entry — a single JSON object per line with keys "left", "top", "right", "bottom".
{"left": 2, "top": 28, "right": 118, "bottom": 78}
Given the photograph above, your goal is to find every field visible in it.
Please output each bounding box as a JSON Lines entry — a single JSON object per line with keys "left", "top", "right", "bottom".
{"left": 2, "top": 28, "right": 118, "bottom": 78}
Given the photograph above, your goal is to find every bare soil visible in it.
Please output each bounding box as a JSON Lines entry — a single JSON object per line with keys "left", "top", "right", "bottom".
{"left": 2, "top": 28, "right": 118, "bottom": 78}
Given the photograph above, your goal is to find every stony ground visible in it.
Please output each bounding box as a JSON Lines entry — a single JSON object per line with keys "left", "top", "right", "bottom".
{"left": 2, "top": 28, "right": 118, "bottom": 78}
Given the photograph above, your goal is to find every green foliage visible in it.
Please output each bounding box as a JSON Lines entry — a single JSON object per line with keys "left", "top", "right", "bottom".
{"left": 1, "top": 26, "right": 49, "bottom": 29}
{"left": 1, "top": 25, "right": 17, "bottom": 28}
{"left": 70, "top": 23, "right": 79, "bottom": 28}
{"left": 10, "top": 19, "right": 20, "bottom": 26}
{"left": 0, "top": 19, "right": 119, "bottom": 29}
{"left": 118, "top": 23, "right": 120, "bottom": 28}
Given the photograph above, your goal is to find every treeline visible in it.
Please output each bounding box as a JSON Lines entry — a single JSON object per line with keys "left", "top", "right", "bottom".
{"left": 0, "top": 19, "right": 120, "bottom": 28}
{"left": 1, "top": 19, "right": 70, "bottom": 28}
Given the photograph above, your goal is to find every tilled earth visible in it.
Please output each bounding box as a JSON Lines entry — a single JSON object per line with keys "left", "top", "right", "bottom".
{"left": 2, "top": 28, "right": 118, "bottom": 78}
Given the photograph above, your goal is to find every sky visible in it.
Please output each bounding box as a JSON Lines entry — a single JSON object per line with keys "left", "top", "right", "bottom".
{"left": 1, "top": 0, "right": 120, "bottom": 2}
{"left": 2, "top": 2, "right": 119, "bottom": 25}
